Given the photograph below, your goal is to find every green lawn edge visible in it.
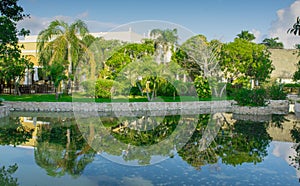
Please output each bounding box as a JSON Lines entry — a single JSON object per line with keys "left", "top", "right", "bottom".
{"left": 0, "top": 94, "right": 232, "bottom": 103}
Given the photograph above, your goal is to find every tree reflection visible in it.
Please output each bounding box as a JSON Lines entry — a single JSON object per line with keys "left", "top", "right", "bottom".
{"left": 0, "top": 164, "right": 18, "bottom": 186}
{"left": 77, "top": 114, "right": 197, "bottom": 165}
{"left": 0, "top": 117, "right": 34, "bottom": 147}
{"left": 34, "top": 117, "right": 96, "bottom": 177}
{"left": 219, "top": 120, "right": 272, "bottom": 166}
{"left": 290, "top": 124, "right": 300, "bottom": 171}
{"left": 178, "top": 115, "right": 272, "bottom": 169}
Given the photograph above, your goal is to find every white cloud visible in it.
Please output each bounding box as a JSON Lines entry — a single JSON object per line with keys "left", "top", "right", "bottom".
{"left": 269, "top": 0, "right": 300, "bottom": 49}
{"left": 251, "top": 29, "right": 262, "bottom": 43}
{"left": 17, "top": 13, "right": 119, "bottom": 35}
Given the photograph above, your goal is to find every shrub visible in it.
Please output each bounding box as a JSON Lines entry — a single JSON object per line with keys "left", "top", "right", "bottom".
{"left": 267, "top": 84, "right": 287, "bottom": 100}
{"left": 234, "top": 88, "right": 267, "bottom": 106}
{"left": 130, "top": 86, "right": 142, "bottom": 97}
{"left": 95, "top": 79, "right": 115, "bottom": 98}
{"left": 81, "top": 80, "right": 96, "bottom": 97}
{"left": 194, "top": 76, "right": 211, "bottom": 98}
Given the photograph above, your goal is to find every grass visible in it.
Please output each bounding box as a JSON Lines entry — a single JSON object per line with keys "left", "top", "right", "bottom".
{"left": 0, "top": 94, "right": 232, "bottom": 103}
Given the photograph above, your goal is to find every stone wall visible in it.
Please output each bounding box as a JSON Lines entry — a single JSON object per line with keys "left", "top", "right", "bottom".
{"left": 2, "top": 100, "right": 289, "bottom": 118}
{"left": 232, "top": 100, "right": 289, "bottom": 115}
{"left": 0, "top": 106, "right": 9, "bottom": 118}
{"left": 4, "top": 100, "right": 234, "bottom": 113}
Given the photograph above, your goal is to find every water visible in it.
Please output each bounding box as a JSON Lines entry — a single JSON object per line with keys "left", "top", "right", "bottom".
{"left": 0, "top": 112, "right": 299, "bottom": 185}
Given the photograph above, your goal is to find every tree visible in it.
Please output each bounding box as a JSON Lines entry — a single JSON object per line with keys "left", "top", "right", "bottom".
{"left": 37, "top": 19, "right": 93, "bottom": 92}
{"left": 0, "top": 0, "right": 32, "bottom": 95}
{"left": 287, "top": 17, "right": 300, "bottom": 36}
{"left": 48, "top": 61, "right": 68, "bottom": 100}
{"left": 219, "top": 38, "right": 274, "bottom": 88}
{"left": 150, "top": 28, "right": 178, "bottom": 64}
{"left": 262, "top": 37, "right": 284, "bottom": 49}
{"left": 236, "top": 30, "right": 256, "bottom": 41}
{"left": 180, "top": 35, "right": 225, "bottom": 97}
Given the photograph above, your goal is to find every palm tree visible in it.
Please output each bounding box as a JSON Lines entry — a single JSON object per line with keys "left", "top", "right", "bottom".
{"left": 37, "top": 19, "right": 94, "bottom": 92}
{"left": 236, "top": 30, "right": 256, "bottom": 41}
{"left": 262, "top": 37, "right": 284, "bottom": 49}
{"left": 150, "top": 28, "right": 178, "bottom": 64}
{"left": 288, "top": 17, "right": 300, "bottom": 35}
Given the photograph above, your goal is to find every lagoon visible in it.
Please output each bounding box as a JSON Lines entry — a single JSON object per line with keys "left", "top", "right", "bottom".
{"left": 0, "top": 111, "right": 299, "bottom": 185}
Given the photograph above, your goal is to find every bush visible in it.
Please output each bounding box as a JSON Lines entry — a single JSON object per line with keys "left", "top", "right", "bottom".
{"left": 284, "top": 83, "right": 300, "bottom": 88}
{"left": 95, "top": 79, "right": 115, "bottom": 98}
{"left": 234, "top": 88, "right": 267, "bottom": 106}
{"left": 130, "top": 86, "right": 142, "bottom": 97}
{"left": 194, "top": 76, "right": 211, "bottom": 98}
{"left": 81, "top": 80, "right": 96, "bottom": 97}
{"left": 267, "top": 84, "right": 287, "bottom": 100}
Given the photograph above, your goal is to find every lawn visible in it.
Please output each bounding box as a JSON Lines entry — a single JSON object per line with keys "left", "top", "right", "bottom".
{"left": 0, "top": 94, "right": 231, "bottom": 102}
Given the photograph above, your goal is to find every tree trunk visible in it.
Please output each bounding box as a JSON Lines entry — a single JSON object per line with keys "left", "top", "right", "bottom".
{"left": 67, "top": 43, "right": 72, "bottom": 94}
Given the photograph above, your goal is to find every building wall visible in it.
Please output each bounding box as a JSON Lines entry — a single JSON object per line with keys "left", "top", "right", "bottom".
{"left": 269, "top": 49, "right": 300, "bottom": 81}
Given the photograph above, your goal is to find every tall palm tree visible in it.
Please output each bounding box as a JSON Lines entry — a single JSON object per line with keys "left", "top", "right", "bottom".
{"left": 150, "top": 28, "right": 178, "bottom": 64}
{"left": 262, "top": 37, "right": 284, "bottom": 49}
{"left": 236, "top": 30, "right": 256, "bottom": 41}
{"left": 37, "top": 19, "right": 94, "bottom": 90}
{"left": 288, "top": 17, "right": 300, "bottom": 36}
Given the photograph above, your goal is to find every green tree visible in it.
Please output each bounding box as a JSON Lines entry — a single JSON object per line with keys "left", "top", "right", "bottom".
{"left": 103, "top": 41, "right": 155, "bottom": 79}
{"left": 262, "top": 37, "right": 284, "bottom": 49}
{"left": 0, "top": 0, "right": 32, "bottom": 95}
{"left": 37, "top": 19, "right": 94, "bottom": 92}
{"left": 219, "top": 38, "right": 274, "bottom": 87}
{"left": 150, "top": 28, "right": 178, "bottom": 64}
{"left": 48, "top": 61, "right": 68, "bottom": 100}
{"left": 287, "top": 17, "right": 300, "bottom": 36}
{"left": 34, "top": 118, "right": 96, "bottom": 177}
{"left": 236, "top": 30, "right": 256, "bottom": 41}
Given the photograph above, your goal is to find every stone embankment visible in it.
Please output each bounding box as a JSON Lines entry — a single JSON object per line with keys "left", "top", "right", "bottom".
{"left": 1, "top": 100, "right": 290, "bottom": 118}
{"left": 4, "top": 100, "right": 233, "bottom": 113}
{"left": 0, "top": 106, "right": 9, "bottom": 118}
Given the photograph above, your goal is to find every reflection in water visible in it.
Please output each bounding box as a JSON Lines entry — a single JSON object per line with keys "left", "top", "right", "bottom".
{"left": 0, "top": 113, "right": 300, "bottom": 184}
{"left": 0, "top": 164, "right": 18, "bottom": 186}
{"left": 34, "top": 117, "right": 96, "bottom": 177}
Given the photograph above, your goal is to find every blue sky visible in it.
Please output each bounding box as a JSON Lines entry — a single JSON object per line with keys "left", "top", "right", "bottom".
{"left": 18, "top": 0, "right": 300, "bottom": 48}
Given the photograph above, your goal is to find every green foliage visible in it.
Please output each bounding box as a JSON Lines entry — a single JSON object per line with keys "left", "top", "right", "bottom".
{"left": 80, "top": 80, "right": 95, "bottom": 97}
{"left": 0, "top": 164, "right": 18, "bottom": 186}
{"left": 219, "top": 38, "right": 274, "bottom": 86}
{"left": 37, "top": 19, "right": 90, "bottom": 80}
{"left": 94, "top": 79, "right": 123, "bottom": 98}
{"left": 236, "top": 30, "right": 256, "bottom": 41}
{"left": 95, "top": 79, "right": 114, "bottom": 98}
{"left": 193, "top": 76, "right": 211, "bottom": 98}
{"left": 284, "top": 83, "right": 300, "bottom": 87}
{"left": 0, "top": 118, "right": 34, "bottom": 146}
{"left": 293, "top": 61, "right": 300, "bottom": 81}
{"left": 234, "top": 88, "right": 267, "bottom": 106}
{"left": 262, "top": 37, "right": 284, "bottom": 49}
{"left": 266, "top": 83, "right": 287, "bottom": 100}
{"left": 0, "top": 0, "right": 32, "bottom": 93}
{"left": 49, "top": 61, "right": 68, "bottom": 89}
{"left": 104, "top": 42, "right": 155, "bottom": 79}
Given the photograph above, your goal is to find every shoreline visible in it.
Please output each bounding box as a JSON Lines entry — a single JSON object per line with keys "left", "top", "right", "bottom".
{"left": 0, "top": 100, "right": 289, "bottom": 118}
